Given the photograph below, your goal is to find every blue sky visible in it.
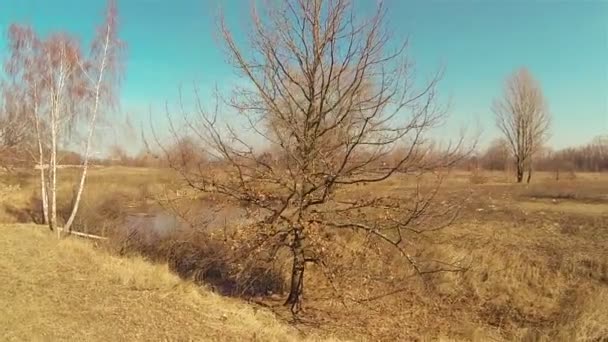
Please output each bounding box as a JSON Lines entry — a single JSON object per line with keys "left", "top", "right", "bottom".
{"left": 1, "top": 0, "right": 607, "bottom": 151}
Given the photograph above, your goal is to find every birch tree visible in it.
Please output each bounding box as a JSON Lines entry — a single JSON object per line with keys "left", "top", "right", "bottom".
{"left": 493, "top": 68, "right": 550, "bottom": 183}
{"left": 3, "top": 0, "right": 122, "bottom": 235}
{"left": 44, "top": 34, "right": 86, "bottom": 234}
{"left": 4, "top": 24, "right": 53, "bottom": 223}
{"left": 64, "top": 0, "right": 123, "bottom": 232}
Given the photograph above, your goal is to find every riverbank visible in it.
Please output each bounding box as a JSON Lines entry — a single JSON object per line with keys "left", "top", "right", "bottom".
{"left": 0, "top": 224, "right": 321, "bottom": 341}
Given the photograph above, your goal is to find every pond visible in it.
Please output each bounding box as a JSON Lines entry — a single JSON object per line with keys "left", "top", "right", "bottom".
{"left": 122, "top": 204, "right": 250, "bottom": 240}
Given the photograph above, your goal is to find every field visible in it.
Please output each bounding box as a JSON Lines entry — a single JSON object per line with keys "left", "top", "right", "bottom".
{"left": 0, "top": 224, "right": 319, "bottom": 341}
{"left": 0, "top": 167, "right": 607, "bottom": 341}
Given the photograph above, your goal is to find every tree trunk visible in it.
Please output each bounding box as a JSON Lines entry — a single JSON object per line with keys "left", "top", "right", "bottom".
{"left": 50, "top": 121, "right": 58, "bottom": 237}
{"left": 285, "top": 228, "right": 305, "bottom": 314}
{"left": 37, "top": 151, "right": 49, "bottom": 226}
{"left": 64, "top": 163, "right": 88, "bottom": 232}
{"left": 526, "top": 165, "right": 533, "bottom": 184}
{"left": 38, "top": 165, "right": 49, "bottom": 226}
{"left": 33, "top": 100, "right": 49, "bottom": 225}
{"left": 64, "top": 122, "right": 95, "bottom": 232}
{"left": 516, "top": 164, "right": 524, "bottom": 183}
{"left": 65, "top": 23, "right": 110, "bottom": 233}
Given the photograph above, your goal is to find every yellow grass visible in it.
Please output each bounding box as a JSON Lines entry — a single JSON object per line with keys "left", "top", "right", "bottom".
{"left": 0, "top": 224, "right": 323, "bottom": 342}
{"left": 1, "top": 167, "right": 607, "bottom": 340}
{"left": 519, "top": 200, "right": 608, "bottom": 215}
{"left": 282, "top": 170, "right": 608, "bottom": 340}
{"left": 0, "top": 167, "right": 179, "bottom": 223}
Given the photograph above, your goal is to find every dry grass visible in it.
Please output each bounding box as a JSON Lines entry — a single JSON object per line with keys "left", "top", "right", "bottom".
{"left": 1, "top": 168, "right": 607, "bottom": 341}
{"left": 0, "top": 167, "right": 179, "bottom": 227}
{"left": 111, "top": 225, "right": 288, "bottom": 298}
{"left": 276, "top": 171, "right": 608, "bottom": 341}
{"left": 0, "top": 224, "right": 328, "bottom": 342}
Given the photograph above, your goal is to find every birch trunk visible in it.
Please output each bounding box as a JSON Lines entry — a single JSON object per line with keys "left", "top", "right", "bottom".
{"left": 50, "top": 112, "right": 58, "bottom": 237}
{"left": 64, "top": 20, "right": 111, "bottom": 233}
{"left": 32, "top": 92, "right": 49, "bottom": 225}
{"left": 49, "top": 58, "right": 61, "bottom": 236}
{"left": 38, "top": 154, "right": 49, "bottom": 225}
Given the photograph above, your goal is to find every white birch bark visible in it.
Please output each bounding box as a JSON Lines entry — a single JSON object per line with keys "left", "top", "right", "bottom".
{"left": 64, "top": 22, "right": 112, "bottom": 232}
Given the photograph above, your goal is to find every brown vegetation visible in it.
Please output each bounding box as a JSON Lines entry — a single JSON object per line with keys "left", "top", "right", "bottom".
{"left": 2, "top": 168, "right": 607, "bottom": 340}
{"left": 111, "top": 225, "right": 287, "bottom": 298}
{"left": 158, "top": 0, "right": 469, "bottom": 315}
{"left": 0, "top": 224, "right": 313, "bottom": 341}
{"left": 2, "top": 0, "right": 123, "bottom": 234}
{"left": 1, "top": 0, "right": 607, "bottom": 341}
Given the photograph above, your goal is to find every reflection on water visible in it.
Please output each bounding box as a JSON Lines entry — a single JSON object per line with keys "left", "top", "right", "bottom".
{"left": 123, "top": 204, "right": 250, "bottom": 240}
{"left": 125, "top": 212, "right": 179, "bottom": 237}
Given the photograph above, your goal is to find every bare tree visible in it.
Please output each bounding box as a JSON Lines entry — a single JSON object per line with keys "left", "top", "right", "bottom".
{"left": 0, "top": 88, "right": 26, "bottom": 149}
{"left": 480, "top": 138, "right": 510, "bottom": 171}
{"left": 5, "top": 24, "right": 53, "bottom": 223}
{"left": 44, "top": 34, "right": 86, "bottom": 234}
{"left": 64, "top": 0, "right": 123, "bottom": 233}
{"left": 4, "top": 0, "right": 122, "bottom": 235}
{"left": 160, "top": 0, "right": 466, "bottom": 313}
{"left": 534, "top": 135, "right": 608, "bottom": 174}
{"left": 0, "top": 84, "right": 32, "bottom": 165}
{"left": 493, "top": 68, "right": 550, "bottom": 183}
{"left": 164, "top": 136, "right": 207, "bottom": 170}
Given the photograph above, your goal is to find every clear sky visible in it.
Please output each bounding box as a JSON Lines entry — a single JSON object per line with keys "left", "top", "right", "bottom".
{"left": 1, "top": 0, "right": 607, "bottom": 151}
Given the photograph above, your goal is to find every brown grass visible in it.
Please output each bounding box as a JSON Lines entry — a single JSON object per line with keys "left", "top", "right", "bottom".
{"left": 0, "top": 167, "right": 179, "bottom": 228}
{"left": 111, "top": 225, "right": 288, "bottom": 298}
{"left": 267, "top": 171, "right": 608, "bottom": 341}
{"left": 0, "top": 224, "right": 330, "bottom": 341}
{"left": 1, "top": 168, "right": 607, "bottom": 341}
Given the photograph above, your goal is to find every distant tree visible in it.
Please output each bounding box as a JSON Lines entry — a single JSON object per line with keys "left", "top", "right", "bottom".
{"left": 162, "top": 0, "right": 467, "bottom": 313}
{"left": 0, "top": 88, "right": 27, "bottom": 150}
{"left": 0, "top": 85, "right": 33, "bottom": 167}
{"left": 108, "top": 144, "right": 129, "bottom": 165}
{"left": 493, "top": 68, "right": 550, "bottom": 183}
{"left": 480, "top": 138, "right": 510, "bottom": 171}
{"left": 539, "top": 135, "right": 608, "bottom": 174}
{"left": 165, "top": 136, "right": 206, "bottom": 170}
{"left": 58, "top": 151, "right": 83, "bottom": 166}
{"left": 586, "top": 135, "right": 608, "bottom": 171}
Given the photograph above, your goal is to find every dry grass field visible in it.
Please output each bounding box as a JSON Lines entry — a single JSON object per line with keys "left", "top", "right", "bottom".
{"left": 276, "top": 171, "right": 608, "bottom": 341}
{"left": 0, "top": 224, "right": 328, "bottom": 341}
{"left": 0, "top": 167, "right": 607, "bottom": 341}
{"left": 2, "top": 0, "right": 606, "bottom": 340}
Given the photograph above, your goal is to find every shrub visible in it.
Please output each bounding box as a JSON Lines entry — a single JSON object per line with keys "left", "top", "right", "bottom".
{"left": 109, "top": 224, "right": 286, "bottom": 298}
{"left": 3, "top": 194, "right": 45, "bottom": 224}
{"left": 55, "top": 190, "right": 130, "bottom": 235}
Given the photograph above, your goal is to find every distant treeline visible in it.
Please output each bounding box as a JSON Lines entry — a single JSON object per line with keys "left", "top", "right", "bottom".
{"left": 2, "top": 134, "right": 607, "bottom": 174}
{"left": 462, "top": 136, "right": 608, "bottom": 173}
